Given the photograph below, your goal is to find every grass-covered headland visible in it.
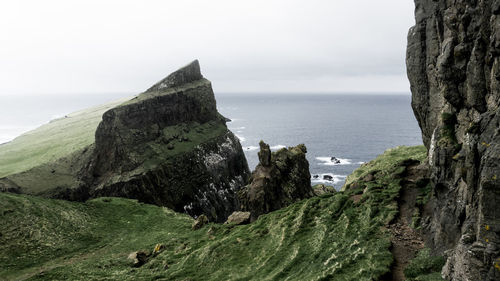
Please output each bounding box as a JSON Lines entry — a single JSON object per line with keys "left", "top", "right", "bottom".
{"left": 0, "top": 146, "right": 444, "bottom": 281}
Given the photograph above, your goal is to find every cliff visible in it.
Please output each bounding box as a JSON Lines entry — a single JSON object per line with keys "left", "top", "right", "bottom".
{"left": 407, "top": 1, "right": 500, "bottom": 280}
{"left": 0, "top": 60, "right": 250, "bottom": 222}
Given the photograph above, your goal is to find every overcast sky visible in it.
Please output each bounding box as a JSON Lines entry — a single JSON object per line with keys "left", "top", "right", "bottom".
{"left": 0, "top": 0, "right": 415, "bottom": 96}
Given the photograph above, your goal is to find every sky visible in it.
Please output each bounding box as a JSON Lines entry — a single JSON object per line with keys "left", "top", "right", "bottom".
{"left": 0, "top": 0, "right": 415, "bottom": 96}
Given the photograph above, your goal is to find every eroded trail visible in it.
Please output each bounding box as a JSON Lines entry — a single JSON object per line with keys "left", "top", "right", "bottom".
{"left": 387, "top": 161, "right": 425, "bottom": 281}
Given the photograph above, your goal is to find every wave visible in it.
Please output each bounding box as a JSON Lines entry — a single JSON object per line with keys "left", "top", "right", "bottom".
{"left": 270, "top": 145, "right": 286, "bottom": 150}
{"left": 243, "top": 146, "right": 259, "bottom": 151}
{"left": 235, "top": 134, "right": 246, "bottom": 142}
{"left": 311, "top": 174, "right": 347, "bottom": 184}
{"left": 316, "top": 157, "right": 352, "bottom": 166}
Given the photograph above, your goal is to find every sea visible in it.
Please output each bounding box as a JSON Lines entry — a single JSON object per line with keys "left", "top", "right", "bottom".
{"left": 0, "top": 93, "right": 423, "bottom": 189}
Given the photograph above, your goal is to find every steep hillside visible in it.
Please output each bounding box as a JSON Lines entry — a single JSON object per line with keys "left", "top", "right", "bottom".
{"left": 0, "top": 146, "right": 437, "bottom": 281}
{"left": 0, "top": 61, "right": 250, "bottom": 222}
{"left": 407, "top": 1, "right": 500, "bottom": 280}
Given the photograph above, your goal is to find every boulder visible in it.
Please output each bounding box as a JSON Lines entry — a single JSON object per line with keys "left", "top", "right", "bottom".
{"left": 224, "top": 211, "right": 251, "bottom": 225}
{"left": 192, "top": 214, "right": 209, "bottom": 230}
{"left": 128, "top": 250, "right": 150, "bottom": 267}
{"left": 312, "top": 184, "right": 336, "bottom": 196}
{"left": 323, "top": 175, "right": 334, "bottom": 181}
{"left": 239, "top": 141, "right": 314, "bottom": 222}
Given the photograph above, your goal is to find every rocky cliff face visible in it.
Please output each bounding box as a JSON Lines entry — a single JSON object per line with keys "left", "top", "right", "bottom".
{"left": 407, "top": 1, "right": 500, "bottom": 280}
{"left": 83, "top": 60, "right": 250, "bottom": 222}
{"left": 1, "top": 61, "right": 250, "bottom": 223}
{"left": 238, "top": 141, "right": 314, "bottom": 221}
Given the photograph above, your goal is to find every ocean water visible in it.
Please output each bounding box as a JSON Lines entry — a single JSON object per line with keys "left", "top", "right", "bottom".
{"left": 216, "top": 93, "right": 423, "bottom": 188}
{"left": 0, "top": 93, "right": 422, "bottom": 189}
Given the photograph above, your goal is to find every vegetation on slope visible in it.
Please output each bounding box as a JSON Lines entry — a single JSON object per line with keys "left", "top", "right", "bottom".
{"left": 1, "top": 146, "right": 436, "bottom": 281}
{"left": 0, "top": 98, "right": 128, "bottom": 178}
{"left": 404, "top": 248, "right": 446, "bottom": 281}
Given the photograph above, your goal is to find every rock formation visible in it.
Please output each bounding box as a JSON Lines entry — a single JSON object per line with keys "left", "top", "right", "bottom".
{"left": 0, "top": 60, "right": 250, "bottom": 223}
{"left": 238, "top": 141, "right": 314, "bottom": 222}
{"left": 224, "top": 211, "right": 251, "bottom": 225}
{"left": 407, "top": 1, "right": 500, "bottom": 280}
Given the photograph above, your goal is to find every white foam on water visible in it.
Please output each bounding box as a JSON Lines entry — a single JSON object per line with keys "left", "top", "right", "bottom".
{"left": 356, "top": 161, "right": 365, "bottom": 165}
{"left": 243, "top": 146, "right": 259, "bottom": 151}
{"left": 311, "top": 174, "right": 347, "bottom": 184}
{"left": 235, "top": 134, "right": 246, "bottom": 142}
{"left": 270, "top": 145, "right": 286, "bottom": 150}
{"left": 316, "top": 157, "right": 352, "bottom": 166}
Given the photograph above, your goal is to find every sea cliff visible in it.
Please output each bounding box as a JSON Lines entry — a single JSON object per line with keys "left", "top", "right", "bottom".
{"left": 407, "top": 1, "right": 500, "bottom": 279}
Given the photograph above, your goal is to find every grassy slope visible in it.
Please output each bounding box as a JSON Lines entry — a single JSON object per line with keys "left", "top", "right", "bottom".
{"left": 0, "top": 98, "right": 129, "bottom": 178}
{"left": 0, "top": 80, "right": 211, "bottom": 178}
{"left": 0, "top": 146, "right": 431, "bottom": 281}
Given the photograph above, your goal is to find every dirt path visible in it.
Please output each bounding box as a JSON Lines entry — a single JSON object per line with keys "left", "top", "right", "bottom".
{"left": 387, "top": 162, "right": 425, "bottom": 281}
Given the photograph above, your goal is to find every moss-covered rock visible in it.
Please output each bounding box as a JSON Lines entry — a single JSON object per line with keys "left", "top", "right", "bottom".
{"left": 238, "top": 141, "right": 314, "bottom": 221}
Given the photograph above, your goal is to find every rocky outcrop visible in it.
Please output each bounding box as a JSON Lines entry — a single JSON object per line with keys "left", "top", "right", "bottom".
{"left": 0, "top": 60, "right": 250, "bottom": 223}
{"left": 312, "top": 184, "right": 336, "bottom": 196}
{"left": 238, "top": 141, "right": 314, "bottom": 222}
{"left": 84, "top": 60, "right": 250, "bottom": 222}
{"left": 192, "top": 214, "right": 209, "bottom": 230}
{"left": 407, "top": 1, "right": 500, "bottom": 280}
{"left": 224, "top": 211, "right": 251, "bottom": 225}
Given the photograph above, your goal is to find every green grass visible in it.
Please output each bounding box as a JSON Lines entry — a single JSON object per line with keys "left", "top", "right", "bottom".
{"left": 404, "top": 248, "right": 445, "bottom": 281}
{"left": 0, "top": 79, "right": 214, "bottom": 179}
{"left": 342, "top": 145, "right": 427, "bottom": 190}
{"left": 0, "top": 146, "right": 429, "bottom": 280}
{"left": 0, "top": 98, "right": 129, "bottom": 178}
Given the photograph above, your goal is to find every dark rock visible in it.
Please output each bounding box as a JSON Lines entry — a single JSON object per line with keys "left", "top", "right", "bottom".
{"left": 257, "top": 140, "right": 271, "bottom": 167}
{"left": 312, "top": 184, "right": 336, "bottom": 196}
{"left": 362, "top": 173, "right": 375, "bottom": 182}
{"left": 330, "top": 157, "right": 341, "bottom": 164}
{"left": 407, "top": 2, "right": 500, "bottom": 280}
{"left": 146, "top": 60, "right": 203, "bottom": 92}
{"left": 192, "top": 214, "right": 209, "bottom": 230}
{"left": 224, "top": 211, "right": 251, "bottom": 225}
{"left": 238, "top": 141, "right": 314, "bottom": 222}
{"left": 323, "top": 175, "right": 334, "bottom": 181}
{"left": 128, "top": 250, "right": 150, "bottom": 267}
{"left": 313, "top": 174, "right": 319, "bottom": 179}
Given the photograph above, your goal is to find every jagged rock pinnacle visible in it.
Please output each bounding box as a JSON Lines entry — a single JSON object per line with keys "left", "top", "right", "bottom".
{"left": 146, "top": 60, "right": 203, "bottom": 92}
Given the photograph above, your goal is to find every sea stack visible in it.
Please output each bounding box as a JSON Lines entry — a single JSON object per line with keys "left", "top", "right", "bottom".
{"left": 238, "top": 141, "right": 314, "bottom": 221}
